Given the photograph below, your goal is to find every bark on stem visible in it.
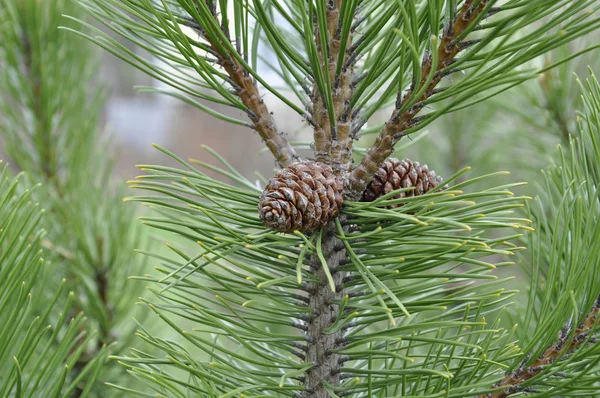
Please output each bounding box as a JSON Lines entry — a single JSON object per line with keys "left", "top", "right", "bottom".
{"left": 346, "top": 0, "right": 488, "bottom": 200}
{"left": 480, "top": 297, "right": 600, "bottom": 398}
{"left": 219, "top": 54, "right": 298, "bottom": 168}
{"left": 313, "top": 0, "right": 355, "bottom": 172}
{"left": 303, "top": 219, "right": 349, "bottom": 397}
{"left": 192, "top": 1, "right": 298, "bottom": 168}
{"left": 303, "top": 3, "right": 357, "bottom": 394}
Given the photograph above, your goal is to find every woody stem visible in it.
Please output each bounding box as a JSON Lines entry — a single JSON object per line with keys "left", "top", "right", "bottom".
{"left": 480, "top": 296, "right": 600, "bottom": 398}
{"left": 191, "top": 1, "right": 299, "bottom": 168}
{"left": 346, "top": 0, "right": 488, "bottom": 200}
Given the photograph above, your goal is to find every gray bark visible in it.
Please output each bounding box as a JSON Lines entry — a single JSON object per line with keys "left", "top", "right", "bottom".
{"left": 303, "top": 218, "right": 349, "bottom": 397}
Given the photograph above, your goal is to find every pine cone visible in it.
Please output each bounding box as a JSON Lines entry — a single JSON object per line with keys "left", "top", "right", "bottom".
{"left": 259, "top": 161, "right": 344, "bottom": 233}
{"left": 362, "top": 158, "right": 445, "bottom": 203}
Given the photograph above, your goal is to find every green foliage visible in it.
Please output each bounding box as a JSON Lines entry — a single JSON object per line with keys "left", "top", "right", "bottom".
{"left": 0, "top": 165, "right": 106, "bottom": 397}
{"left": 104, "top": 74, "right": 600, "bottom": 397}
{"left": 55, "top": 0, "right": 600, "bottom": 396}
{"left": 107, "top": 144, "right": 528, "bottom": 396}
{"left": 0, "top": 0, "right": 150, "bottom": 394}
{"left": 69, "top": 0, "right": 600, "bottom": 139}
{"left": 504, "top": 73, "right": 600, "bottom": 395}
{"left": 2, "top": 0, "right": 600, "bottom": 397}
{"left": 0, "top": 0, "right": 105, "bottom": 182}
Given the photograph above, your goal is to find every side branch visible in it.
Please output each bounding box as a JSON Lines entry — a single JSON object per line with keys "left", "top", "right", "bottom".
{"left": 346, "top": 0, "right": 488, "bottom": 199}
{"left": 191, "top": 2, "right": 298, "bottom": 168}
{"left": 480, "top": 297, "right": 600, "bottom": 398}
{"left": 312, "top": 0, "right": 357, "bottom": 172}
{"left": 22, "top": 31, "right": 56, "bottom": 180}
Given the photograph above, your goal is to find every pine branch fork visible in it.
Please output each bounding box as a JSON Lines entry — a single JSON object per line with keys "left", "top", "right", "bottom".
{"left": 255, "top": 1, "right": 480, "bottom": 396}
{"left": 193, "top": 0, "right": 507, "bottom": 396}
{"left": 72, "top": 0, "right": 600, "bottom": 396}
{"left": 176, "top": 0, "right": 461, "bottom": 395}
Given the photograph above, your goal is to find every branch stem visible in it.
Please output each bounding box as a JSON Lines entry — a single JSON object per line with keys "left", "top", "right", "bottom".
{"left": 346, "top": 0, "right": 488, "bottom": 199}
{"left": 192, "top": 1, "right": 298, "bottom": 168}
{"left": 22, "top": 31, "right": 56, "bottom": 182}
{"left": 480, "top": 297, "right": 600, "bottom": 398}
{"left": 304, "top": 219, "right": 349, "bottom": 397}
{"left": 313, "top": 0, "right": 356, "bottom": 172}
{"left": 71, "top": 237, "right": 113, "bottom": 397}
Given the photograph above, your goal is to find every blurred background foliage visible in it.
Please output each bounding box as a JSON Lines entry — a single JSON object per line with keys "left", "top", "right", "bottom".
{"left": 0, "top": 0, "right": 152, "bottom": 395}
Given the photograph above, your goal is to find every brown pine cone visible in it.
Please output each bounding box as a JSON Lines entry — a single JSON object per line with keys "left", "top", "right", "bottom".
{"left": 259, "top": 161, "right": 343, "bottom": 233}
{"left": 362, "top": 158, "right": 445, "bottom": 203}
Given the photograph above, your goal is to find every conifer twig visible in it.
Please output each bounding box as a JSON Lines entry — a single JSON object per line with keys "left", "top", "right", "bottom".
{"left": 481, "top": 296, "right": 600, "bottom": 398}
{"left": 305, "top": 5, "right": 359, "bottom": 394}
{"left": 190, "top": 1, "right": 298, "bottom": 168}
{"left": 312, "top": 0, "right": 356, "bottom": 172}
{"left": 71, "top": 239, "right": 115, "bottom": 398}
{"left": 347, "top": 0, "right": 488, "bottom": 199}
{"left": 21, "top": 31, "right": 57, "bottom": 184}
{"left": 303, "top": 219, "right": 350, "bottom": 398}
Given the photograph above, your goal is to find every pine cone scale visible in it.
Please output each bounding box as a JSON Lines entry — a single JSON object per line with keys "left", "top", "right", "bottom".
{"left": 362, "top": 158, "right": 446, "bottom": 204}
{"left": 295, "top": 192, "right": 308, "bottom": 213}
{"left": 260, "top": 161, "right": 343, "bottom": 233}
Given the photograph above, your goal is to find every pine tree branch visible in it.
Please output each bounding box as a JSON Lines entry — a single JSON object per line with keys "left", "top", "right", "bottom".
{"left": 4, "top": 5, "right": 121, "bottom": 394}
{"left": 303, "top": 219, "right": 349, "bottom": 398}
{"left": 538, "top": 65, "right": 573, "bottom": 143}
{"left": 346, "top": 0, "right": 488, "bottom": 199}
{"left": 190, "top": 1, "right": 298, "bottom": 168}
{"left": 481, "top": 296, "right": 600, "bottom": 398}
{"left": 312, "top": 0, "right": 356, "bottom": 172}
{"left": 71, "top": 236, "right": 115, "bottom": 397}
{"left": 21, "top": 31, "right": 56, "bottom": 182}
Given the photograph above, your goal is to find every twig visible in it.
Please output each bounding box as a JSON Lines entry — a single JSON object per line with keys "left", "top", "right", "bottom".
{"left": 21, "top": 32, "right": 57, "bottom": 183}
{"left": 480, "top": 297, "right": 600, "bottom": 398}
{"left": 346, "top": 0, "right": 489, "bottom": 199}
{"left": 191, "top": 1, "right": 298, "bottom": 168}
{"left": 21, "top": 26, "right": 107, "bottom": 398}
{"left": 71, "top": 237, "right": 114, "bottom": 397}
{"left": 312, "top": 0, "right": 357, "bottom": 172}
